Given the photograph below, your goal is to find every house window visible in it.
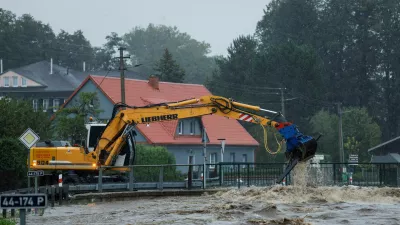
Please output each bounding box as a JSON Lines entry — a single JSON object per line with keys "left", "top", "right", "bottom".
{"left": 178, "top": 121, "right": 183, "bottom": 135}
{"left": 3, "top": 77, "right": 9, "bottom": 87}
{"left": 230, "top": 153, "right": 235, "bottom": 162}
{"left": 190, "top": 120, "right": 195, "bottom": 135}
{"left": 53, "top": 99, "right": 60, "bottom": 112}
{"left": 21, "top": 77, "right": 27, "bottom": 87}
{"left": 210, "top": 153, "right": 217, "bottom": 169}
{"left": 12, "top": 76, "right": 18, "bottom": 87}
{"left": 43, "top": 99, "right": 49, "bottom": 112}
{"left": 32, "top": 99, "right": 38, "bottom": 112}
{"left": 242, "top": 154, "right": 247, "bottom": 168}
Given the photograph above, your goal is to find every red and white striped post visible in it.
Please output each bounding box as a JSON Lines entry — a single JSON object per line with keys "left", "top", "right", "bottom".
{"left": 349, "top": 173, "right": 353, "bottom": 185}
{"left": 58, "top": 174, "right": 62, "bottom": 187}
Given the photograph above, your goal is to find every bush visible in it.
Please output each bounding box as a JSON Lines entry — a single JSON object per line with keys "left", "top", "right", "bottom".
{"left": 0, "top": 138, "right": 28, "bottom": 192}
{"left": 0, "top": 218, "right": 16, "bottom": 225}
{"left": 133, "top": 144, "right": 184, "bottom": 182}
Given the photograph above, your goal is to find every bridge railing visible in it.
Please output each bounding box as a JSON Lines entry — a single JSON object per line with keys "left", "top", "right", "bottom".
{"left": 1, "top": 162, "right": 399, "bottom": 194}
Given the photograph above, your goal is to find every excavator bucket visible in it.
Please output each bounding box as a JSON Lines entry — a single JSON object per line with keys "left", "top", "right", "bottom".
{"left": 298, "top": 137, "right": 318, "bottom": 162}
{"left": 275, "top": 133, "right": 319, "bottom": 184}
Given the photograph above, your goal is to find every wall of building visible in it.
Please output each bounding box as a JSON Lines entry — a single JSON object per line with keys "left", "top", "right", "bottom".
{"left": 163, "top": 144, "right": 255, "bottom": 174}
{"left": 63, "top": 79, "right": 148, "bottom": 142}
{"left": 0, "top": 71, "right": 41, "bottom": 87}
{"left": 165, "top": 144, "right": 255, "bottom": 165}
{"left": 64, "top": 79, "right": 115, "bottom": 120}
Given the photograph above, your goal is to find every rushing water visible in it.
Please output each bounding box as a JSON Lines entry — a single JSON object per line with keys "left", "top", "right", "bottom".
{"left": 23, "top": 162, "right": 400, "bottom": 225}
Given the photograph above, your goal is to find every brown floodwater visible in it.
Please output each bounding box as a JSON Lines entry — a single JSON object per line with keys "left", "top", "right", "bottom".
{"left": 21, "top": 163, "right": 400, "bottom": 225}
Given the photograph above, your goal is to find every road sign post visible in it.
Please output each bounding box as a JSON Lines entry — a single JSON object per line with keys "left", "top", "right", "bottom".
{"left": 348, "top": 154, "right": 359, "bottom": 166}
{"left": 27, "top": 170, "right": 44, "bottom": 215}
{"left": 27, "top": 171, "right": 44, "bottom": 177}
{"left": 19, "top": 128, "right": 40, "bottom": 191}
{"left": 0, "top": 194, "right": 47, "bottom": 225}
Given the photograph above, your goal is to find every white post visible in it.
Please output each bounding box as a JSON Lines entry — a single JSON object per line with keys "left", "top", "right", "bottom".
{"left": 83, "top": 61, "right": 86, "bottom": 72}
{"left": 0, "top": 59, "right": 3, "bottom": 74}
{"left": 50, "top": 58, "right": 53, "bottom": 74}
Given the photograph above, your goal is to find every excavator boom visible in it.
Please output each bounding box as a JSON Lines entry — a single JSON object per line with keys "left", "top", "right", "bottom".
{"left": 89, "top": 95, "right": 318, "bottom": 183}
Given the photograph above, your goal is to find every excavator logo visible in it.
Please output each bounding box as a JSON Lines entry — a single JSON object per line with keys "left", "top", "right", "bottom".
{"left": 141, "top": 114, "right": 179, "bottom": 123}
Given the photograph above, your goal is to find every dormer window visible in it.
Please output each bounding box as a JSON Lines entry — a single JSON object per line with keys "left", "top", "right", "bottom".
{"left": 12, "top": 76, "right": 18, "bottom": 87}
{"left": 3, "top": 77, "right": 9, "bottom": 87}
{"left": 22, "top": 77, "right": 27, "bottom": 87}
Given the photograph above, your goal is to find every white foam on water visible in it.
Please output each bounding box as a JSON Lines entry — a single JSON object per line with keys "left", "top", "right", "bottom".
{"left": 215, "top": 161, "right": 400, "bottom": 205}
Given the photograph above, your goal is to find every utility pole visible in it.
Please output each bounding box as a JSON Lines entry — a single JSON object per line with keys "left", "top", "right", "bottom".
{"left": 118, "top": 47, "right": 130, "bottom": 104}
{"left": 337, "top": 102, "right": 344, "bottom": 164}
{"left": 280, "top": 88, "right": 285, "bottom": 116}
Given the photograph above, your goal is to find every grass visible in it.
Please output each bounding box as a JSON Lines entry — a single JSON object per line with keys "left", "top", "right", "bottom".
{"left": 0, "top": 218, "right": 16, "bottom": 225}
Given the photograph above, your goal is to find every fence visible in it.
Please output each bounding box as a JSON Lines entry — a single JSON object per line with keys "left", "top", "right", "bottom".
{"left": 93, "top": 162, "right": 400, "bottom": 192}
{"left": 1, "top": 162, "right": 399, "bottom": 194}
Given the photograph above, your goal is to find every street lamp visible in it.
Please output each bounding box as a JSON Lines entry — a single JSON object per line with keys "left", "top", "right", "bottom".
{"left": 218, "top": 138, "right": 226, "bottom": 184}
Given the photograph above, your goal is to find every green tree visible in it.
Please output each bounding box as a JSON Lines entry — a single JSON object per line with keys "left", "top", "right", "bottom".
{"left": 123, "top": 23, "right": 216, "bottom": 84}
{"left": 310, "top": 107, "right": 381, "bottom": 162}
{"left": 0, "top": 9, "right": 97, "bottom": 71}
{"left": 0, "top": 9, "right": 57, "bottom": 69}
{"left": 52, "top": 92, "right": 102, "bottom": 144}
{"left": 55, "top": 30, "right": 94, "bottom": 71}
{"left": 0, "top": 138, "right": 27, "bottom": 192}
{"left": 0, "top": 98, "right": 51, "bottom": 139}
{"left": 309, "top": 109, "right": 339, "bottom": 159}
{"left": 206, "top": 35, "right": 259, "bottom": 102}
{"left": 154, "top": 48, "right": 185, "bottom": 83}
{"left": 256, "top": 0, "right": 321, "bottom": 49}
{"left": 0, "top": 98, "right": 51, "bottom": 191}
{"left": 92, "top": 32, "right": 124, "bottom": 71}
{"left": 372, "top": 0, "right": 400, "bottom": 140}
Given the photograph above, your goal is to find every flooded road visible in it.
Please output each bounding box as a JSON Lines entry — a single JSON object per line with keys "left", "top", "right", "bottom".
{"left": 23, "top": 185, "right": 400, "bottom": 225}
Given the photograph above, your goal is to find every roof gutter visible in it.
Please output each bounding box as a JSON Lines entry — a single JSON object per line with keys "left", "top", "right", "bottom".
{"left": 368, "top": 136, "right": 400, "bottom": 153}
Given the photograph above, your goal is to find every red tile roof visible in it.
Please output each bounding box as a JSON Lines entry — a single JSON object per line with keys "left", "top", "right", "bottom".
{"left": 65, "top": 75, "right": 259, "bottom": 146}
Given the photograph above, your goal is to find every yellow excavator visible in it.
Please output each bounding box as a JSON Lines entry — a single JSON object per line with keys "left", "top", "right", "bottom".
{"left": 28, "top": 95, "right": 318, "bottom": 184}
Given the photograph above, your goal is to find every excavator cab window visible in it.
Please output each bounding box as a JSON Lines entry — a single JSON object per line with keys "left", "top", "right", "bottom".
{"left": 87, "top": 125, "right": 107, "bottom": 152}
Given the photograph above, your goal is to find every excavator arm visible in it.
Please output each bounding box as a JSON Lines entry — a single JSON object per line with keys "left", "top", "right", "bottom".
{"left": 90, "top": 95, "right": 318, "bottom": 183}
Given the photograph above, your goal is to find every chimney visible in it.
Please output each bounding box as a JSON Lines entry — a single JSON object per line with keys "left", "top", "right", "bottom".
{"left": 0, "top": 59, "right": 3, "bottom": 74}
{"left": 83, "top": 61, "right": 86, "bottom": 72}
{"left": 148, "top": 75, "right": 159, "bottom": 90}
{"left": 50, "top": 58, "right": 53, "bottom": 74}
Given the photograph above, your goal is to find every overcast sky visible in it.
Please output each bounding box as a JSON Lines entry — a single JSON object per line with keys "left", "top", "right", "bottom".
{"left": 1, "top": 0, "right": 271, "bottom": 56}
